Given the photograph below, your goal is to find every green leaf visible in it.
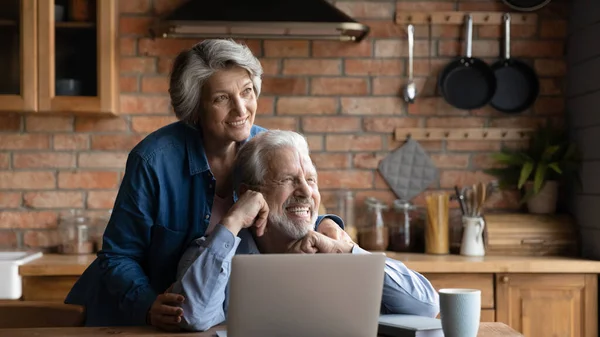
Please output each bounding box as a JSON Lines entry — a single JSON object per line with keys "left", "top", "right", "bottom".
{"left": 542, "top": 145, "right": 560, "bottom": 161}
{"left": 533, "top": 163, "right": 548, "bottom": 194}
{"left": 490, "top": 151, "right": 526, "bottom": 165}
{"left": 548, "top": 162, "right": 562, "bottom": 174}
{"left": 518, "top": 161, "right": 534, "bottom": 189}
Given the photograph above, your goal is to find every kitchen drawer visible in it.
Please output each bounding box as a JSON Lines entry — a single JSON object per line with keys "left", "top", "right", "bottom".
{"left": 422, "top": 273, "right": 495, "bottom": 309}
{"left": 22, "top": 276, "right": 78, "bottom": 302}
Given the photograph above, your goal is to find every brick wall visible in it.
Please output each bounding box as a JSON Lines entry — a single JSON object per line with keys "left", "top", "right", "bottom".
{"left": 0, "top": 0, "right": 568, "bottom": 249}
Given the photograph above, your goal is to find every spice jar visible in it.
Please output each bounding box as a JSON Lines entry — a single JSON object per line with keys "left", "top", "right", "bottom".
{"left": 389, "top": 199, "right": 418, "bottom": 252}
{"left": 337, "top": 190, "right": 358, "bottom": 243}
{"left": 58, "top": 213, "right": 93, "bottom": 254}
{"left": 358, "top": 199, "right": 389, "bottom": 251}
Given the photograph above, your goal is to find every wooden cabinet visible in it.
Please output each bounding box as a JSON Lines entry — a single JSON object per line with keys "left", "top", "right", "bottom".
{"left": 0, "top": 0, "right": 118, "bottom": 115}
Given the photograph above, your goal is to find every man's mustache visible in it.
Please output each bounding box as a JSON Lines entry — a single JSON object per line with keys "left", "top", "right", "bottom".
{"left": 283, "top": 197, "right": 314, "bottom": 210}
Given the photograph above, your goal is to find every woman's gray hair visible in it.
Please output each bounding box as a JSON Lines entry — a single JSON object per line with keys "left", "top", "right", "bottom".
{"left": 169, "top": 39, "right": 263, "bottom": 125}
{"left": 233, "top": 130, "right": 312, "bottom": 194}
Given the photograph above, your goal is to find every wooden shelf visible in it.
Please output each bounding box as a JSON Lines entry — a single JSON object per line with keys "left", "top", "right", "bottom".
{"left": 395, "top": 11, "right": 538, "bottom": 25}
{"left": 394, "top": 127, "right": 533, "bottom": 141}
{"left": 55, "top": 21, "right": 95, "bottom": 29}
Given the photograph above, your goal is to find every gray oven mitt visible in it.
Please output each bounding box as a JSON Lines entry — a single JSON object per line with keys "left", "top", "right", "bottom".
{"left": 377, "top": 138, "right": 439, "bottom": 201}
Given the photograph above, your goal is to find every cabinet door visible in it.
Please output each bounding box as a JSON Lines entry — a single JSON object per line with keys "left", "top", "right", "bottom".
{"left": 38, "top": 0, "right": 117, "bottom": 115}
{"left": 0, "top": 0, "right": 37, "bottom": 112}
{"left": 496, "top": 273, "right": 598, "bottom": 337}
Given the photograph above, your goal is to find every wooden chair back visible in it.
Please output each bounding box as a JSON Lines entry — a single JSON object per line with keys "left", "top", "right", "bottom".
{"left": 0, "top": 301, "right": 85, "bottom": 328}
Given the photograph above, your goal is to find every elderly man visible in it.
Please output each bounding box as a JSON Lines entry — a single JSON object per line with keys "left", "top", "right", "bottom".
{"left": 171, "top": 130, "right": 440, "bottom": 332}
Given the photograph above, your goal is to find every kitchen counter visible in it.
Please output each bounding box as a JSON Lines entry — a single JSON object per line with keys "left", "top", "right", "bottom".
{"left": 0, "top": 322, "right": 523, "bottom": 337}
{"left": 19, "top": 252, "right": 600, "bottom": 276}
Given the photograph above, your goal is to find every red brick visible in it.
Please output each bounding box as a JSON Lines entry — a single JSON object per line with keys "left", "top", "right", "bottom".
{"left": 153, "top": 0, "right": 186, "bottom": 15}
{"left": 131, "top": 116, "right": 177, "bottom": 133}
{"left": 120, "top": 0, "right": 151, "bottom": 13}
{"left": 58, "top": 171, "right": 120, "bottom": 189}
{"left": 0, "top": 153, "right": 9, "bottom": 169}
{"left": 373, "top": 77, "right": 430, "bottom": 96}
{"left": 396, "top": 1, "right": 455, "bottom": 10}
{"left": 440, "top": 170, "right": 495, "bottom": 189}
{"left": 87, "top": 191, "right": 118, "bottom": 209}
{"left": 310, "top": 153, "right": 350, "bottom": 169}
{"left": 25, "top": 116, "right": 73, "bottom": 132}
{"left": 253, "top": 117, "right": 297, "bottom": 131}
{"left": 458, "top": 2, "right": 504, "bottom": 11}
{"left": 139, "top": 39, "right": 262, "bottom": 57}
{"left": 259, "top": 59, "right": 280, "bottom": 75}
{"left": 0, "top": 192, "right": 22, "bottom": 208}
{"left": 534, "top": 97, "right": 565, "bottom": 115}
{"left": 23, "top": 230, "right": 60, "bottom": 248}
{"left": 438, "top": 41, "right": 500, "bottom": 58}
{"left": 257, "top": 96, "right": 275, "bottom": 115}
{"left": 540, "top": 20, "right": 567, "bottom": 38}
{"left": 341, "top": 97, "right": 403, "bottom": 115}
{"left": 355, "top": 190, "right": 398, "bottom": 207}
{"left": 471, "top": 154, "right": 501, "bottom": 169}
{"left": 0, "top": 231, "right": 17, "bottom": 247}
{"left": 336, "top": 2, "right": 394, "bottom": 19}
{"left": 306, "top": 135, "right": 324, "bottom": 152}
{"left": 375, "top": 40, "right": 431, "bottom": 58}
{"left": 53, "top": 134, "right": 89, "bottom": 150}
{"left": 120, "top": 95, "right": 171, "bottom": 114}
{"left": 431, "top": 154, "right": 470, "bottom": 169}
{"left": 13, "top": 153, "right": 75, "bottom": 169}
{"left": 489, "top": 117, "right": 547, "bottom": 128}
{"left": 511, "top": 41, "right": 564, "bottom": 57}
{"left": 0, "top": 172, "right": 55, "bottom": 189}
{"left": 486, "top": 189, "right": 521, "bottom": 210}
{"left": 282, "top": 59, "right": 341, "bottom": 75}
{"left": 408, "top": 98, "right": 467, "bottom": 116}
{"left": 345, "top": 59, "right": 403, "bottom": 75}
{"left": 387, "top": 137, "right": 443, "bottom": 152}
{"left": 311, "top": 78, "right": 368, "bottom": 96}
{"left": 426, "top": 117, "right": 486, "bottom": 127}
{"left": 120, "top": 57, "right": 156, "bottom": 73}
{"left": 75, "top": 117, "right": 129, "bottom": 132}
{"left": 78, "top": 153, "right": 129, "bottom": 168}
{"left": 317, "top": 170, "right": 374, "bottom": 189}
{"left": 157, "top": 57, "right": 173, "bottom": 74}
{"left": 534, "top": 59, "right": 566, "bottom": 76}
{"left": 262, "top": 78, "right": 307, "bottom": 95}
{"left": 302, "top": 117, "right": 361, "bottom": 133}
{"left": 326, "top": 135, "right": 383, "bottom": 151}
{"left": 120, "top": 37, "right": 136, "bottom": 56}
{"left": 539, "top": 79, "right": 563, "bottom": 96}
{"left": 0, "top": 115, "right": 21, "bottom": 131}
{"left": 363, "top": 117, "right": 420, "bottom": 133}
{"left": 374, "top": 172, "right": 392, "bottom": 189}
{"left": 352, "top": 153, "right": 386, "bottom": 169}
{"left": 312, "top": 40, "right": 372, "bottom": 57}
{"left": 24, "top": 192, "right": 84, "bottom": 208}
{"left": 141, "top": 75, "right": 169, "bottom": 93}
{"left": 0, "top": 212, "right": 58, "bottom": 229}
{"left": 119, "top": 16, "right": 152, "bottom": 35}
{"left": 413, "top": 59, "right": 451, "bottom": 77}
{"left": 446, "top": 141, "right": 501, "bottom": 152}
{"left": 120, "top": 76, "right": 138, "bottom": 92}
{"left": 277, "top": 98, "right": 337, "bottom": 115}
{"left": 91, "top": 134, "right": 144, "bottom": 150}
{"left": 477, "top": 25, "right": 537, "bottom": 39}
{"left": 0, "top": 134, "right": 49, "bottom": 150}
{"left": 363, "top": 21, "right": 406, "bottom": 38}
{"left": 263, "top": 41, "right": 309, "bottom": 57}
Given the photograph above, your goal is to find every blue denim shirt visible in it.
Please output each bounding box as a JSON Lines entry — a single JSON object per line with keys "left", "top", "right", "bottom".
{"left": 65, "top": 121, "right": 274, "bottom": 326}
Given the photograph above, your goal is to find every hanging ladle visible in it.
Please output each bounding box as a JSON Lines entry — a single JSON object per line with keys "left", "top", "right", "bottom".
{"left": 403, "top": 24, "right": 417, "bottom": 103}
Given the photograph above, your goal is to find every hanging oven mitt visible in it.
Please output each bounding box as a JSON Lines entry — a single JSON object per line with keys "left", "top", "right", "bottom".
{"left": 377, "top": 137, "right": 439, "bottom": 201}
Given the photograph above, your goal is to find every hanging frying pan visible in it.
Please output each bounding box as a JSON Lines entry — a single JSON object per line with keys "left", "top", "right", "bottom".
{"left": 438, "top": 15, "right": 497, "bottom": 110}
{"left": 490, "top": 13, "right": 539, "bottom": 114}
{"left": 503, "top": 0, "right": 552, "bottom": 11}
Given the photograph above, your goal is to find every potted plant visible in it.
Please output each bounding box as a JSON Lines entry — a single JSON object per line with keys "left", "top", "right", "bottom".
{"left": 485, "top": 124, "right": 580, "bottom": 214}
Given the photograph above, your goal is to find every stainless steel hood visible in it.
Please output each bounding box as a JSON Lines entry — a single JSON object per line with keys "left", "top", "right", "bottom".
{"left": 150, "top": 0, "right": 370, "bottom": 42}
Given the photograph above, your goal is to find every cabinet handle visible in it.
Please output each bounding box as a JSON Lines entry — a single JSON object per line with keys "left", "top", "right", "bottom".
{"left": 501, "top": 276, "right": 509, "bottom": 283}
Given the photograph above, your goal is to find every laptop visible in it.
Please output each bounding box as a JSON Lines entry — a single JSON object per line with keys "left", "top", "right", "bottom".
{"left": 226, "top": 253, "right": 387, "bottom": 337}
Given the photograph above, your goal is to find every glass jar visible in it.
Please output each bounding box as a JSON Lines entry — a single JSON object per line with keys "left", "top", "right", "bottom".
{"left": 358, "top": 199, "right": 389, "bottom": 251}
{"left": 337, "top": 190, "right": 358, "bottom": 243}
{"left": 92, "top": 210, "right": 112, "bottom": 252}
{"left": 389, "top": 199, "right": 418, "bottom": 252}
{"left": 58, "top": 213, "right": 94, "bottom": 254}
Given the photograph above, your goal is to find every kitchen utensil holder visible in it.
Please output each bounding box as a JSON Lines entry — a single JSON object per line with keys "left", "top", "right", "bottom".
{"left": 394, "top": 127, "right": 533, "bottom": 141}
{"left": 395, "top": 11, "right": 537, "bottom": 25}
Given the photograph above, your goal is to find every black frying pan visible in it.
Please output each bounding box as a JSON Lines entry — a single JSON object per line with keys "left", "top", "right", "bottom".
{"left": 439, "top": 15, "right": 497, "bottom": 110}
{"left": 490, "top": 13, "right": 539, "bottom": 114}
{"left": 503, "top": 0, "right": 552, "bottom": 11}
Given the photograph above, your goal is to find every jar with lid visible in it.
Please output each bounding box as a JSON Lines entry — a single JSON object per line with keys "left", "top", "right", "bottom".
{"left": 336, "top": 189, "right": 358, "bottom": 243}
{"left": 390, "top": 199, "right": 425, "bottom": 252}
{"left": 58, "top": 212, "right": 94, "bottom": 254}
{"left": 91, "top": 210, "right": 112, "bottom": 252}
{"left": 358, "top": 198, "right": 389, "bottom": 251}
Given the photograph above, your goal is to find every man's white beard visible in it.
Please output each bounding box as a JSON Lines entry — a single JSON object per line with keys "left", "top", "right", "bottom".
{"left": 268, "top": 198, "right": 318, "bottom": 240}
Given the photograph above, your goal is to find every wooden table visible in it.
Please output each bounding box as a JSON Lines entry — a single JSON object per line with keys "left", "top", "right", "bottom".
{"left": 0, "top": 323, "right": 522, "bottom": 336}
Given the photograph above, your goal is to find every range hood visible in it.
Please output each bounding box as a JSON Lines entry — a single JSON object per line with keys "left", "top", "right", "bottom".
{"left": 151, "top": 0, "right": 370, "bottom": 42}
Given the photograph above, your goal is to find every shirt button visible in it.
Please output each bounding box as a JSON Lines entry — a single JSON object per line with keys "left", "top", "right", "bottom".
{"left": 224, "top": 243, "right": 230, "bottom": 248}
{"left": 205, "top": 215, "right": 210, "bottom": 219}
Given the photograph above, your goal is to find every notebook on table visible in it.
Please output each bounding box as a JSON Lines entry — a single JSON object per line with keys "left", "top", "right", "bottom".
{"left": 378, "top": 314, "right": 444, "bottom": 337}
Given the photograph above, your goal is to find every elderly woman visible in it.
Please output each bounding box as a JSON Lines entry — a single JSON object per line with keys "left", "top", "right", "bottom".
{"left": 65, "top": 39, "right": 267, "bottom": 329}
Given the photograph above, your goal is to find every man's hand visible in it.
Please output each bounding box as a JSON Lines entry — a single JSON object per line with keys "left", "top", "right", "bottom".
{"left": 317, "top": 218, "right": 354, "bottom": 244}
{"left": 221, "top": 190, "right": 269, "bottom": 236}
{"left": 287, "top": 231, "right": 353, "bottom": 254}
{"left": 147, "top": 286, "right": 185, "bottom": 331}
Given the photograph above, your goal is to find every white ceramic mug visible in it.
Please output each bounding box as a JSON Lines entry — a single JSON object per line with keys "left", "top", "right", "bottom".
{"left": 439, "top": 288, "right": 481, "bottom": 337}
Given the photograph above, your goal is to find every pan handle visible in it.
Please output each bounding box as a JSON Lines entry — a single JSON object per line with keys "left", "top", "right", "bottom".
{"left": 504, "top": 13, "right": 511, "bottom": 60}
{"left": 408, "top": 24, "right": 414, "bottom": 80}
{"left": 465, "top": 14, "right": 473, "bottom": 58}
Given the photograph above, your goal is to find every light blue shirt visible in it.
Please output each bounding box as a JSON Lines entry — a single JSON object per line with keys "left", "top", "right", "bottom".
{"left": 173, "top": 222, "right": 440, "bottom": 332}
